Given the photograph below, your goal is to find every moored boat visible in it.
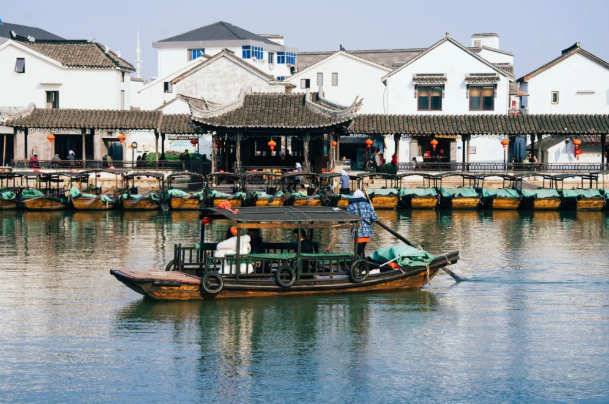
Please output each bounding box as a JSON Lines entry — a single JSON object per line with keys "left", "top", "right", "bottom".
{"left": 166, "top": 172, "right": 206, "bottom": 210}
{"left": 560, "top": 189, "right": 605, "bottom": 211}
{"left": 206, "top": 172, "right": 244, "bottom": 207}
{"left": 358, "top": 173, "right": 399, "bottom": 209}
{"left": 519, "top": 189, "right": 562, "bottom": 210}
{"left": 480, "top": 188, "right": 521, "bottom": 209}
{"left": 121, "top": 172, "right": 164, "bottom": 210}
{"left": 397, "top": 174, "right": 438, "bottom": 209}
{"left": 22, "top": 173, "right": 69, "bottom": 211}
{"left": 110, "top": 206, "right": 460, "bottom": 301}
{"left": 435, "top": 173, "right": 480, "bottom": 209}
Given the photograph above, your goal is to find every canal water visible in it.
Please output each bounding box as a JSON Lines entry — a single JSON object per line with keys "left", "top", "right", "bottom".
{"left": 1, "top": 210, "right": 608, "bottom": 403}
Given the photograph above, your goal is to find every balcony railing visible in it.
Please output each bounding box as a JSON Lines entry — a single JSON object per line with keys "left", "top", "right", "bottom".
{"left": 398, "top": 162, "right": 609, "bottom": 173}
{"left": 11, "top": 159, "right": 211, "bottom": 173}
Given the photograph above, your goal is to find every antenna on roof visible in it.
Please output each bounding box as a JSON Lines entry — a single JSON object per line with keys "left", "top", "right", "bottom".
{"left": 135, "top": 27, "right": 142, "bottom": 79}
{"left": 87, "top": 38, "right": 95, "bottom": 43}
{"left": 339, "top": 44, "right": 345, "bottom": 51}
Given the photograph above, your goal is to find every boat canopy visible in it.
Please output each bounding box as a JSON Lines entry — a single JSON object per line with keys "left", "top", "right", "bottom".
{"left": 201, "top": 206, "right": 361, "bottom": 228}
{"left": 400, "top": 188, "right": 437, "bottom": 197}
{"left": 167, "top": 171, "right": 205, "bottom": 179}
{"left": 81, "top": 169, "right": 127, "bottom": 175}
{"left": 520, "top": 189, "right": 560, "bottom": 198}
{"left": 124, "top": 172, "right": 165, "bottom": 179}
{"left": 481, "top": 188, "right": 520, "bottom": 198}
{"left": 561, "top": 189, "right": 603, "bottom": 198}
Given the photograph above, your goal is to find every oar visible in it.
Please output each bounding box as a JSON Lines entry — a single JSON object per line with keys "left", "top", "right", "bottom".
{"left": 267, "top": 187, "right": 281, "bottom": 204}
{"left": 307, "top": 187, "right": 319, "bottom": 201}
{"left": 373, "top": 219, "right": 463, "bottom": 283}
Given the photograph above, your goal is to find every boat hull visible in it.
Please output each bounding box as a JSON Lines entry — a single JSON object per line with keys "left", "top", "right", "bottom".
{"left": 401, "top": 196, "right": 437, "bottom": 209}
{"left": 72, "top": 197, "right": 116, "bottom": 210}
{"left": 561, "top": 197, "right": 605, "bottom": 211}
{"left": 110, "top": 252, "right": 458, "bottom": 301}
{"left": 292, "top": 198, "right": 323, "bottom": 207}
{"left": 0, "top": 199, "right": 19, "bottom": 210}
{"left": 483, "top": 196, "right": 521, "bottom": 210}
{"left": 337, "top": 198, "right": 349, "bottom": 209}
{"left": 122, "top": 199, "right": 160, "bottom": 210}
{"left": 370, "top": 195, "right": 399, "bottom": 209}
{"left": 254, "top": 198, "right": 285, "bottom": 207}
{"left": 23, "top": 198, "right": 66, "bottom": 211}
{"left": 441, "top": 197, "right": 480, "bottom": 209}
{"left": 521, "top": 197, "right": 562, "bottom": 210}
{"left": 169, "top": 197, "right": 201, "bottom": 210}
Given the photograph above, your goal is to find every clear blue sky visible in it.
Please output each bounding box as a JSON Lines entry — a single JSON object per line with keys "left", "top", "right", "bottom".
{"left": 3, "top": 0, "right": 608, "bottom": 79}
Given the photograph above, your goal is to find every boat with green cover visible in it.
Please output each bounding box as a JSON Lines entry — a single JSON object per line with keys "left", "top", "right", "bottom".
{"left": 560, "top": 189, "right": 605, "bottom": 211}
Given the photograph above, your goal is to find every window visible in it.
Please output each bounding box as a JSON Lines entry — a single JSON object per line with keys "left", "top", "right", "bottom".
{"left": 46, "top": 91, "right": 59, "bottom": 109}
{"left": 474, "top": 40, "right": 481, "bottom": 47}
{"left": 188, "top": 49, "right": 205, "bottom": 61}
{"left": 469, "top": 86, "right": 495, "bottom": 111}
{"left": 551, "top": 91, "right": 559, "bottom": 104}
{"left": 417, "top": 86, "right": 442, "bottom": 111}
{"left": 14, "top": 58, "right": 25, "bottom": 74}
{"left": 121, "top": 72, "right": 125, "bottom": 82}
{"left": 164, "top": 82, "right": 173, "bottom": 93}
{"left": 121, "top": 90, "right": 125, "bottom": 110}
{"left": 332, "top": 72, "right": 338, "bottom": 86}
{"left": 276, "top": 76, "right": 286, "bottom": 81}
{"left": 277, "top": 52, "right": 296, "bottom": 65}
{"left": 268, "top": 52, "right": 275, "bottom": 64}
{"left": 301, "top": 79, "right": 310, "bottom": 89}
{"left": 242, "top": 46, "right": 263, "bottom": 60}
{"left": 317, "top": 72, "right": 323, "bottom": 86}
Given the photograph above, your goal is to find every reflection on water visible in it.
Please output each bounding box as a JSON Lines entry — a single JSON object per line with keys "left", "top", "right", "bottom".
{"left": 1, "top": 210, "right": 609, "bottom": 403}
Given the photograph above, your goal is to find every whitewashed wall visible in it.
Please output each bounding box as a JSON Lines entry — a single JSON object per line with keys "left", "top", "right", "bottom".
{"left": 0, "top": 42, "right": 130, "bottom": 110}
{"left": 287, "top": 53, "right": 390, "bottom": 114}
{"left": 385, "top": 41, "right": 511, "bottom": 115}
{"left": 477, "top": 49, "right": 513, "bottom": 64}
{"left": 546, "top": 141, "right": 603, "bottom": 163}
{"left": 521, "top": 53, "right": 609, "bottom": 114}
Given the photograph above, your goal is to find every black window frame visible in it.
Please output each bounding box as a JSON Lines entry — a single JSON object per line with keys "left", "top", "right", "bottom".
{"left": 417, "top": 85, "right": 443, "bottom": 111}
{"left": 15, "top": 58, "right": 25, "bottom": 74}
{"left": 164, "top": 82, "right": 173, "bottom": 94}
{"left": 468, "top": 86, "right": 495, "bottom": 111}
{"left": 551, "top": 91, "right": 559, "bottom": 104}
{"left": 300, "top": 79, "right": 310, "bottom": 89}
{"left": 46, "top": 91, "right": 59, "bottom": 109}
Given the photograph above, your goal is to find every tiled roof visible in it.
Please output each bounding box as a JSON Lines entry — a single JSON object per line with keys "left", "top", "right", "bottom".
{"left": 509, "top": 82, "right": 520, "bottom": 95}
{"left": 298, "top": 48, "right": 425, "bottom": 71}
{"left": 0, "top": 22, "right": 64, "bottom": 40}
{"left": 519, "top": 43, "right": 609, "bottom": 82}
{"left": 188, "top": 91, "right": 362, "bottom": 129}
{"left": 13, "top": 36, "right": 134, "bottom": 71}
{"left": 350, "top": 114, "right": 609, "bottom": 135}
{"left": 531, "top": 134, "right": 608, "bottom": 151}
{"left": 160, "top": 114, "right": 195, "bottom": 134}
{"left": 493, "top": 63, "right": 514, "bottom": 75}
{"left": 157, "top": 21, "right": 278, "bottom": 46}
{"left": 5, "top": 108, "right": 160, "bottom": 129}
{"left": 472, "top": 33, "right": 499, "bottom": 37}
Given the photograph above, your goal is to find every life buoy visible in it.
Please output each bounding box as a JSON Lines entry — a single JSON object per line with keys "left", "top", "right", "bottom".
{"left": 349, "top": 260, "right": 370, "bottom": 283}
{"left": 200, "top": 271, "right": 224, "bottom": 296}
{"left": 275, "top": 265, "right": 296, "bottom": 288}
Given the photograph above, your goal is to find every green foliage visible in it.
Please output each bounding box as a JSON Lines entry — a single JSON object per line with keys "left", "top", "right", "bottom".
{"left": 381, "top": 163, "right": 394, "bottom": 174}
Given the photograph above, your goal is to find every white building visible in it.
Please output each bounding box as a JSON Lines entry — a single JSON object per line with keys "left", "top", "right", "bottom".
{"left": 286, "top": 51, "right": 391, "bottom": 114}
{"left": 153, "top": 21, "right": 297, "bottom": 80}
{"left": 518, "top": 43, "right": 609, "bottom": 115}
{"left": 139, "top": 49, "right": 293, "bottom": 111}
{"left": 0, "top": 33, "right": 135, "bottom": 110}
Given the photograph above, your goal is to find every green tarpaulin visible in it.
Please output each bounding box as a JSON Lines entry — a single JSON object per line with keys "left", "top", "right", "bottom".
{"left": 481, "top": 188, "right": 520, "bottom": 198}
{"left": 400, "top": 188, "right": 437, "bottom": 197}
{"left": 166, "top": 189, "right": 204, "bottom": 199}
{"left": 341, "top": 194, "right": 354, "bottom": 200}
{"left": 561, "top": 189, "right": 603, "bottom": 199}
{"left": 440, "top": 188, "right": 480, "bottom": 198}
{"left": 251, "top": 191, "right": 284, "bottom": 198}
{"left": 21, "top": 189, "right": 45, "bottom": 198}
{"left": 370, "top": 245, "right": 435, "bottom": 268}
{"left": 0, "top": 191, "right": 16, "bottom": 201}
{"left": 520, "top": 189, "right": 560, "bottom": 198}
{"left": 68, "top": 186, "right": 97, "bottom": 199}
{"left": 210, "top": 190, "right": 246, "bottom": 199}
{"left": 367, "top": 188, "right": 399, "bottom": 196}
{"left": 122, "top": 193, "right": 160, "bottom": 202}
{"left": 292, "top": 193, "right": 321, "bottom": 199}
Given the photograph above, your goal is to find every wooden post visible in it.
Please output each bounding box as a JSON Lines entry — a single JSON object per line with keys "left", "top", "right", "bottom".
{"left": 461, "top": 135, "right": 466, "bottom": 170}
{"left": 394, "top": 133, "right": 400, "bottom": 165}
{"left": 161, "top": 133, "right": 165, "bottom": 156}
{"left": 303, "top": 132, "right": 311, "bottom": 172}
{"left": 24, "top": 128, "right": 28, "bottom": 159}
{"left": 530, "top": 134, "right": 535, "bottom": 161}
{"left": 601, "top": 134, "right": 606, "bottom": 169}
{"left": 235, "top": 132, "right": 241, "bottom": 173}
{"left": 154, "top": 130, "right": 159, "bottom": 166}
{"left": 336, "top": 134, "right": 340, "bottom": 164}
{"left": 81, "top": 128, "right": 86, "bottom": 167}
{"left": 211, "top": 133, "right": 217, "bottom": 173}
{"left": 13, "top": 128, "right": 17, "bottom": 166}
{"left": 2, "top": 134, "right": 6, "bottom": 167}
{"left": 537, "top": 134, "right": 542, "bottom": 164}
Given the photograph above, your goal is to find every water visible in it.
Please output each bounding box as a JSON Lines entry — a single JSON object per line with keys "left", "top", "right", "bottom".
{"left": 1, "top": 210, "right": 609, "bottom": 403}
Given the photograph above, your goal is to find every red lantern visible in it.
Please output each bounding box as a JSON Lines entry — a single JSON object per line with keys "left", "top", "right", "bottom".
{"left": 574, "top": 147, "right": 583, "bottom": 160}
{"left": 47, "top": 134, "right": 55, "bottom": 144}
{"left": 430, "top": 139, "right": 439, "bottom": 151}
{"left": 365, "top": 139, "right": 373, "bottom": 149}
{"left": 117, "top": 134, "right": 126, "bottom": 145}
{"left": 201, "top": 217, "right": 213, "bottom": 226}
{"left": 332, "top": 140, "right": 337, "bottom": 147}
{"left": 501, "top": 139, "right": 509, "bottom": 150}
{"left": 215, "top": 140, "right": 223, "bottom": 151}
{"left": 190, "top": 138, "right": 198, "bottom": 146}
{"left": 573, "top": 139, "right": 582, "bottom": 160}
{"left": 268, "top": 140, "right": 277, "bottom": 151}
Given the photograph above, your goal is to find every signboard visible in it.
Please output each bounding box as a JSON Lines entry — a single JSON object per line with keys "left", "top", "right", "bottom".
{"left": 168, "top": 135, "right": 198, "bottom": 140}
{"left": 469, "top": 146, "right": 476, "bottom": 154}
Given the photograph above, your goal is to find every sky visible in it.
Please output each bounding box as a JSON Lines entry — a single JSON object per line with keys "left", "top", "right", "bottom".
{"left": 3, "top": 0, "right": 609, "bottom": 80}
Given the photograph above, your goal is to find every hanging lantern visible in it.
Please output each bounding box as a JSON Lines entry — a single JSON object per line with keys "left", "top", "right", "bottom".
{"left": 501, "top": 139, "right": 509, "bottom": 150}
{"left": 117, "top": 134, "right": 126, "bottom": 145}
{"left": 190, "top": 138, "right": 198, "bottom": 146}
{"left": 332, "top": 140, "right": 337, "bottom": 147}
{"left": 46, "top": 134, "right": 55, "bottom": 144}
{"left": 215, "top": 139, "right": 223, "bottom": 151}
{"left": 574, "top": 147, "right": 583, "bottom": 160}
{"left": 201, "top": 217, "right": 213, "bottom": 226}
{"left": 572, "top": 139, "right": 582, "bottom": 160}
{"left": 365, "top": 139, "right": 373, "bottom": 149}
{"left": 268, "top": 140, "right": 277, "bottom": 151}
{"left": 430, "top": 139, "right": 439, "bottom": 151}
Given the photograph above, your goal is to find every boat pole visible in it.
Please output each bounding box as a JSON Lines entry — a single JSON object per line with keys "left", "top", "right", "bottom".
{"left": 373, "top": 220, "right": 463, "bottom": 283}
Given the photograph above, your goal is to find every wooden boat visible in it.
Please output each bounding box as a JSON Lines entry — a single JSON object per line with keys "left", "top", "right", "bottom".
{"left": 283, "top": 172, "right": 323, "bottom": 206}
{"left": 397, "top": 174, "right": 437, "bottom": 209}
{"left": 243, "top": 172, "right": 284, "bottom": 207}
{"left": 70, "top": 169, "right": 122, "bottom": 210}
{"left": 435, "top": 173, "right": 480, "bottom": 209}
{"left": 206, "top": 172, "right": 244, "bottom": 208}
{"left": 166, "top": 172, "right": 206, "bottom": 210}
{"left": 560, "top": 189, "right": 605, "bottom": 211}
{"left": 519, "top": 189, "right": 562, "bottom": 210}
{"left": 22, "top": 173, "right": 69, "bottom": 211}
{"left": 110, "top": 206, "right": 460, "bottom": 301}
{"left": 357, "top": 173, "right": 399, "bottom": 209}
{"left": 0, "top": 198, "right": 20, "bottom": 210}
{"left": 0, "top": 172, "right": 25, "bottom": 210}
{"left": 475, "top": 174, "right": 521, "bottom": 210}
{"left": 23, "top": 196, "right": 67, "bottom": 210}
{"left": 121, "top": 172, "right": 164, "bottom": 210}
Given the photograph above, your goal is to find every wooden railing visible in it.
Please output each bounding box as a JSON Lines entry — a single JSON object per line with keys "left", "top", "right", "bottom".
{"left": 398, "top": 162, "right": 609, "bottom": 173}
{"left": 11, "top": 159, "right": 211, "bottom": 173}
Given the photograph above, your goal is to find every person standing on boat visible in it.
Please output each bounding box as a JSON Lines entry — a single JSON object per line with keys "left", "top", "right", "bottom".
{"left": 339, "top": 170, "right": 350, "bottom": 194}
{"left": 293, "top": 162, "right": 303, "bottom": 190}
{"left": 347, "top": 190, "right": 378, "bottom": 258}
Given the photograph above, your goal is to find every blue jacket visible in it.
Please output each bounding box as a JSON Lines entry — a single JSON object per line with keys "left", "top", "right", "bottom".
{"left": 346, "top": 198, "right": 377, "bottom": 238}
